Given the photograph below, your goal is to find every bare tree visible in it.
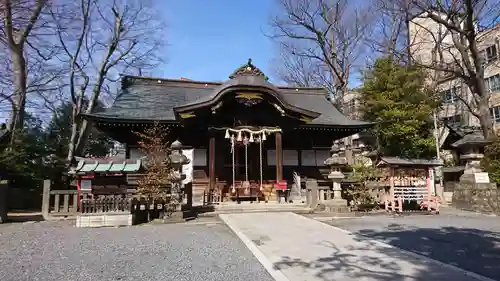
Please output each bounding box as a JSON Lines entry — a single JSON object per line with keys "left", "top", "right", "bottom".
{"left": 0, "top": 0, "right": 48, "bottom": 135}
{"left": 397, "top": 0, "right": 500, "bottom": 139}
{"left": 367, "top": 0, "right": 412, "bottom": 61}
{"left": 47, "top": 0, "right": 166, "bottom": 163}
{"left": 269, "top": 0, "right": 373, "bottom": 101}
{"left": 272, "top": 45, "right": 324, "bottom": 87}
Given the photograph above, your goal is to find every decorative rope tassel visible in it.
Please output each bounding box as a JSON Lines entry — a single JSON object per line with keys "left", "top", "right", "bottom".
{"left": 231, "top": 137, "right": 235, "bottom": 193}
{"left": 224, "top": 129, "right": 230, "bottom": 139}
{"left": 262, "top": 132, "right": 266, "bottom": 141}
{"left": 244, "top": 142, "right": 249, "bottom": 195}
{"left": 259, "top": 137, "right": 263, "bottom": 191}
{"left": 245, "top": 142, "right": 248, "bottom": 182}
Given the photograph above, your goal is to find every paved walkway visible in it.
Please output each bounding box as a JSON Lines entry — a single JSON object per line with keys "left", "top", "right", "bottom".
{"left": 219, "top": 212, "right": 495, "bottom": 281}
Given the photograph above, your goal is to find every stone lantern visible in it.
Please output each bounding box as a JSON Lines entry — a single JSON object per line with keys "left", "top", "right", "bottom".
{"left": 168, "top": 140, "right": 190, "bottom": 214}
{"left": 323, "top": 143, "right": 349, "bottom": 211}
{"left": 451, "top": 131, "right": 491, "bottom": 183}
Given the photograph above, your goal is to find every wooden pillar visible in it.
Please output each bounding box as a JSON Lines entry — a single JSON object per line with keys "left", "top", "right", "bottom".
{"left": 275, "top": 132, "right": 283, "bottom": 181}
{"left": 209, "top": 135, "right": 216, "bottom": 191}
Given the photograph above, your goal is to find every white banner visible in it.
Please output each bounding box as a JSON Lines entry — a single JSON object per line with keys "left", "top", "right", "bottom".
{"left": 267, "top": 149, "right": 276, "bottom": 166}
{"left": 315, "top": 150, "right": 330, "bottom": 167}
{"left": 193, "top": 149, "right": 207, "bottom": 166}
{"left": 301, "top": 150, "right": 316, "bottom": 166}
{"left": 283, "top": 150, "right": 298, "bottom": 166}
{"left": 301, "top": 150, "right": 329, "bottom": 166}
{"left": 182, "top": 149, "right": 194, "bottom": 184}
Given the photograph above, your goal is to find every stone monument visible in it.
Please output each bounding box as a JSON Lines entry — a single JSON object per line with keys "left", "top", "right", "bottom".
{"left": 288, "top": 171, "right": 303, "bottom": 203}
{"left": 323, "top": 143, "right": 349, "bottom": 212}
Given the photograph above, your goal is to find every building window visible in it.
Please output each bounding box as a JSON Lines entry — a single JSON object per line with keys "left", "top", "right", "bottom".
{"left": 486, "top": 44, "right": 498, "bottom": 63}
{"left": 486, "top": 74, "right": 500, "bottom": 92}
{"left": 441, "top": 87, "right": 459, "bottom": 103}
{"left": 343, "top": 100, "right": 356, "bottom": 115}
{"left": 443, "top": 115, "right": 461, "bottom": 126}
{"left": 490, "top": 106, "right": 500, "bottom": 123}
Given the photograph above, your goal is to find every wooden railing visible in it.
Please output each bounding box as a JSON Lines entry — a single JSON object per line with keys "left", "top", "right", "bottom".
{"left": 80, "top": 197, "right": 131, "bottom": 214}
{"left": 42, "top": 180, "right": 83, "bottom": 219}
{"left": 41, "top": 180, "right": 135, "bottom": 220}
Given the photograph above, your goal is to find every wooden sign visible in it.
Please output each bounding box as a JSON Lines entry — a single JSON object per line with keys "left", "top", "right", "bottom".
{"left": 474, "top": 172, "right": 490, "bottom": 183}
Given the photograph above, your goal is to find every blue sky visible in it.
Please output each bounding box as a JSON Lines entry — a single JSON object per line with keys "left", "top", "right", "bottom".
{"left": 158, "top": 0, "right": 279, "bottom": 83}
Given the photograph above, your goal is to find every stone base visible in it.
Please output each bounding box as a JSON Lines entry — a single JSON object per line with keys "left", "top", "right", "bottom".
{"left": 162, "top": 210, "right": 195, "bottom": 223}
{"left": 459, "top": 172, "right": 490, "bottom": 184}
{"left": 76, "top": 213, "right": 132, "bottom": 228}
{"left": 459, "top": 173, "right": 476, "bottom": 183}
{"left": 319, "top": 199, "right": 350, "bottom": 213}
{"left": 452, "top": 182, "right": 499, "bottom": 214}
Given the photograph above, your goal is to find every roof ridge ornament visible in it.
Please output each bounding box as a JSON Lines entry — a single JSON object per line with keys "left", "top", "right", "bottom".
{"left": 229, "top": 58, "right": 269, "bottom": 80}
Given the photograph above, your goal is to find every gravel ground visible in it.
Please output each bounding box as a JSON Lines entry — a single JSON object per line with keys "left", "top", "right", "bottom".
{"left": 0, "top": 220, "right": 274, "bottom": 281}
{"left": 324, "top": 209, "right": 500, "bottom": 281}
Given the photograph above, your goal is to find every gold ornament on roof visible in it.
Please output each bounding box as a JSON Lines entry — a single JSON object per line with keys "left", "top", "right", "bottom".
{"left": 229, "top": 58, "right": 268, "bottom": 80}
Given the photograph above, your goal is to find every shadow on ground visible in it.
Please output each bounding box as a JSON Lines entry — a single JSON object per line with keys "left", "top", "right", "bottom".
{"left": 354, "top": 225, "right": 500, "bottom": 281}
{"left": 273, "top": 239, "right": 475, "bottom": 281}
{"left": 273, "top": 225, "right": 499, "bottom": 280}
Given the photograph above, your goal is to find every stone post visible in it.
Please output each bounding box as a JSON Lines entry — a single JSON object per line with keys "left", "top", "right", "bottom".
{"left": 332, "top": 181, "right": 342, "bottom": 200}
{"left": 41, "top": 180, "right": 51, "bottom": 220}
{"left": 306, "top": 179, "right": 318, "bottom": 209}
{"left": 0, "top": 179, "right": 8, "bottom": 223}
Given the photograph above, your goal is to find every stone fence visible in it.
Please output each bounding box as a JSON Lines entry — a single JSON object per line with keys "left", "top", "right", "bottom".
{"left": 42, "top": 180, "right": 83, "bottom": 220}
{"left": 452, "top": 182, "right": 499, "bottom": 214}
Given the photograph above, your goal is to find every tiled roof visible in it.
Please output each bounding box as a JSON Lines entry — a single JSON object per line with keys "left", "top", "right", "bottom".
{"left": 377, "top": 156, "right": 443, "bottom": 166}
{"left": 84, "top": 75, "right": 372, "bottom": 127}
{"left": 451, "top": 132, "right": 491, "bottom": 148}
{"left": 69, "top": 157, "right": 142, "bottom": 175}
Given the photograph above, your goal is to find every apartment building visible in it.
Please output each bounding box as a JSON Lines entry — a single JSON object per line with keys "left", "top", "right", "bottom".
{"left": 336, "top": 90, "right": 369, "bottom": 161}
{"left": 409, "top": 12, "right": 500, "bottom": 130}
{"left": 334, "top": 11, "right": 500, "bottom": 159}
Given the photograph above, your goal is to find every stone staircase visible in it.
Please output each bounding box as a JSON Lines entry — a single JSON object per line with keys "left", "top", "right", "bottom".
{"left": 197, "top": 202, "right": 311, "bottom": 217}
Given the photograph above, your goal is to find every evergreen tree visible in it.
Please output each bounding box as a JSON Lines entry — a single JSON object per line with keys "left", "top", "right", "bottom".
{"left": 0, "top": 113, "right": 51, "bottom": 188}
{"left": 359, "top": 57, "right": 441, "bottom": 159}
{"left": 45, "top": 101, "right": 113, "bottom": 164}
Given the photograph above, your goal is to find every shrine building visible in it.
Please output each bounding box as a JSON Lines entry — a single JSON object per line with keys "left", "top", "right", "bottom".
{"left": 82, "top": 60, "right": 373, "bottom": 201}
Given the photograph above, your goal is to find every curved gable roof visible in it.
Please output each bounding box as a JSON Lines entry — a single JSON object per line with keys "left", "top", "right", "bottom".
{"left": 174, "top": 75, "right": 321, "bottom": 118}
{"left": 83, "top": 75, "right": 372, "bottom": 128}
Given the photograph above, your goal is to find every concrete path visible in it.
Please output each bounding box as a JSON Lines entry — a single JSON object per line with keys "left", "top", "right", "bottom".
{"left": 219, "top": 212, "right": 495, "bottom": 281}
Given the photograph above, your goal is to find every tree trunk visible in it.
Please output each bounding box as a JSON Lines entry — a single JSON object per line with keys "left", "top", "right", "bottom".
{"left": 9, "top": 49, "right": 28, "bottom": 133}
{"left": 66, "top": 105, "right": 80, "bottom": 163}
{"left": 74, "top": 75, "right": 106, "bottom": 155}
{"left": 478, "top": 96, "right": 494, "bottom": 139}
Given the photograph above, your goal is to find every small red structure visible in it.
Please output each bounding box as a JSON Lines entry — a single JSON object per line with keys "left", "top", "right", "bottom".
{"left": 69, "top": 157, "right": 144, "bottom": 207}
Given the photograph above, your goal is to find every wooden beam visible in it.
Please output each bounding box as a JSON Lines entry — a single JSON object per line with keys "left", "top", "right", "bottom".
{"left": 275, "top": 132, "right": 283, "bottom": 181}
{"left": 209, "top": 135, "right": 216, "bottom": 191}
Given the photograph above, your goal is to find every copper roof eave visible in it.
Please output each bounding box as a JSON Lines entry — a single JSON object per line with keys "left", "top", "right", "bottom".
{"left": 80, "top": 113, "right": 182, "bottom": 124}
{"left": 173, "top": 85, "right": 321, "bottom": 119}
{"left": 298, "top": 122, "right": 375, "bottom": 129}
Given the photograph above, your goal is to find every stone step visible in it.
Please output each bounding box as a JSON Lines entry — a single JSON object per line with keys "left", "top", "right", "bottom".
{"left": 198, "top": 206, "right": 312, "bottom": 217}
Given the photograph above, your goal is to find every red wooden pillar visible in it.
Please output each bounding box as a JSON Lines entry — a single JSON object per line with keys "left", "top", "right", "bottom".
{"left": 275, "top": 132, "right": 283, "bottom": 181}
{"left": 209, "top": 135, "right": 216, "bottom": 191}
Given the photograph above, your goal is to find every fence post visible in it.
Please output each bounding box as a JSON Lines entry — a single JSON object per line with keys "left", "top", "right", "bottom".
{"left": 41, "top": 180, "right": 51, "bottom": 220}
{"left": 0, "top": 179, "right": 8, "bottom": 223}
